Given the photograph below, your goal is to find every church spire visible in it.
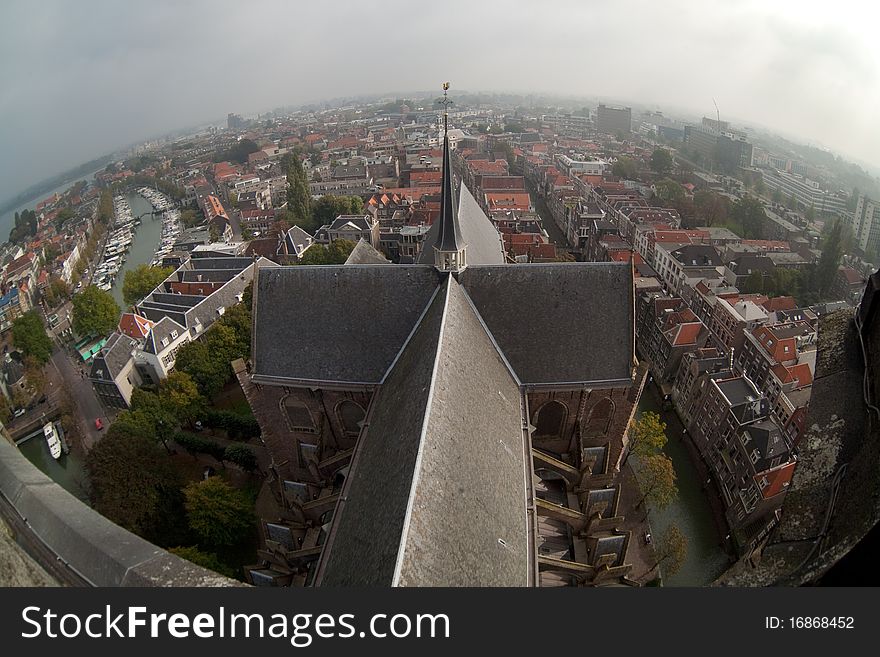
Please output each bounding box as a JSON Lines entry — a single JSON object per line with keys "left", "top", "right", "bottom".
{"left": 434, "top": 81, "right": 467, "bottom": 273}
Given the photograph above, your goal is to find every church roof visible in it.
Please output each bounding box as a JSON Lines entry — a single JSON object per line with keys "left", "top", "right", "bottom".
{"left": 252, "top": 265, "right": 442, "bottom": 385}
{"left": 344, "top": 238, "right": 391, "bottom": 265}
{"left": 317, "top": 277, "right": 530, "bottom": 586}
{"left": 252, "top": 261, "right": 633, "bottom": 388}
{"left": 458, "top": 263, "right": 634, "bottom": 386}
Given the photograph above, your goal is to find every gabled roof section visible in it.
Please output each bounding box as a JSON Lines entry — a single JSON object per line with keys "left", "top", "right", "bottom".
{"left": 344, "top": 238, "right": 390, "bottom": 265}
{"left": 317, "top": 277, "right": 530, "bottom": 586}
{"left": 252, "top": 265, "right": 442, "bottom": 385}
{"left": 459, "top": 263, "right": 634, "bottom": 386}
{"left": 317, "top": 280, "right": 447, "bottom": 586}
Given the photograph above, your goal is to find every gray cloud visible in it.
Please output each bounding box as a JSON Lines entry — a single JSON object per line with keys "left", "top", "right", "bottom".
{"left": 2, "top": 0, "right": 879, "bottom": 199}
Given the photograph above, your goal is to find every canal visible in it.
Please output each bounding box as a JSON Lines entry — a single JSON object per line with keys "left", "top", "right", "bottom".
{"left": 109, "top": 191, "right": 166, "bottom": 309}
{"left": 17, "top": 434, "right": 90, "bottom": 503}
{"left": 636, "top": 382, "right": 731, "bottom": 585}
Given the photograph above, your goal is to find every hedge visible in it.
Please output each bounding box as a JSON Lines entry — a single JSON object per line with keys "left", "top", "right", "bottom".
{"left": 202, "top": 409, "right": 260, "bottom": 440}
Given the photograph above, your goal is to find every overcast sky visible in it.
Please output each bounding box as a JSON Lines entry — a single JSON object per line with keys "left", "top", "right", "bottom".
{"left": 2, "top": 0, "right": 879, "bottom": 200}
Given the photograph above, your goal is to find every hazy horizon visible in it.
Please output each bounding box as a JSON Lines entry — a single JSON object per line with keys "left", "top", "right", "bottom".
{"left": 3, "top": 0, "right": 879, "bottom": 202}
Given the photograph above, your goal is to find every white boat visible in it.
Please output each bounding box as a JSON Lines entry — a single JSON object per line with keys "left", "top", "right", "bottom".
{"left": 43, "top": 422, "right": 62, "bottom": 460}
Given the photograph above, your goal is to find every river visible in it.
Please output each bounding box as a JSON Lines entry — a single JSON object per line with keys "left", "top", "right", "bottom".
{"left": 0, "top": 165, "right": 107, "bottom": 243}
{"left": 109, "top": 191, "right": 167, "bottom": 309}
{"left": 636, "top": 382, "right": 731, "bottom": 586}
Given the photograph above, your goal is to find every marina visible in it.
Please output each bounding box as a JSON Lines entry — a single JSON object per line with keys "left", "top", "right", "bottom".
{"left": 95, "top": 187, "right": 180, "bottom": 308}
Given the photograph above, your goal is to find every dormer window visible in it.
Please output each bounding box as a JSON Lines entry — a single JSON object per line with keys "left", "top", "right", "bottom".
{"left": 170, "top": 330, "right": 178, "bottom": 339}
{"left": 160, "top": 337, "right": 170, "bottom": 348}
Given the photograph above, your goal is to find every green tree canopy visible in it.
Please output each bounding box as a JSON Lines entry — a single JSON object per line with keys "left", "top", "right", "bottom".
{"left": 653, "top": 179, "right": 686, "bottom": 205}
{"left": 693, "top": 190, "right": 730, "bottom": 227}
{"left": 86, "top": 430, "right": 184, "bottom": 543}
{"left": 731, "top": 196, "right": 766, "bottom": 239}
{"left": 650, "top": 148, "right": 674, "bottom": 175}
{"left": 284, "top": 153, "right": 312, "bottom": 228}
{"left": 298, "top": 239, "right": 357, "bottom": 265}
{"left": 12, "top": 311, "right": 53, "bottom": 364}
{"left": 611, "top": 157, "right": 639, "bottom": 180}
{"left": 122, "top": 264, "right": 173, "bottom": 307}
{"left": 311, "top": 195, "right": 365, "bottom": 227}
{"left": 72, "top": 285, "right": 119, "bottom": 337}
{"left": 160, "top": 371, "right": 204, "bottom": 424}
{"left": 816, "top": 220, "right": 844, "bottom": 297}
{"left": 183, "top": 477, "right": 254, "bottom": 547}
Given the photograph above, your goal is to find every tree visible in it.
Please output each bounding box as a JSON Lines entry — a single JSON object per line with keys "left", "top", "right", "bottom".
{"left": 23, "top": 356, "right": 47, "bottom": 397}
{"left": 816, "top": 220, "right": 844, "bottom": 297}
{"left": 123, "top": 264, "right": 173, "bottom": 307}
{"left": 183, "top": 477, "right": 254, "bottom": 547}
{"left": 72, "top": 286, "right": 119, "bottom": 337}
{"left": 787, "top": 191, "right": 798, "bottom": 210}
{"left": 223, "top": 444, "right": 258, "bottom": 472}
{"left": 173, "top": 340, "right": 230, "bottom": 399}
{"left": 311, "top": 195, "right": 364, "bottom": 227}
{"left": 12, "top": 311, "right": 53, "bottom": 364}
{"left": 284, "top": 153, "right": 311, "bottom": 227}
{"left": 731, "top": 196, "right": 766, "bottom": 239}
{"left": 48, "top": 277, "right": 70, "bottom": 306}
{"left": 0, "top": 395, "right": 11, "bottom": 424}
{"left": 653, "top": 179, "right": 686, "bottom": 205}
{"left": 742, "top": 270, "right": 765, "bottom": 294}
{"left": 771, "top": 187, "right": 782, "bottom": 204}
{"left": 650, "top": 148, "right": 673, "bottom": 175}
{"left": 693, "top": 190, "right": 729, "bottom": 227}
{"left": 86, "top": 430, "right": 185, "bottom": 543}
{"left": 655, "top": 525, "right": 688, "bottom": 578}
{"left": 160, "top": 371, "right": 204, "bottom": 425}
{"left": 298, "top": 239, "right": 357, "bottom": 265}
{"left": 806, "top": 203, "right": 815, "bottom": 222}
{"left": 754, "top": 177, "right": 766, "bottom": 195}
{"left": 624, "top": 412, "right": 667, "bottom": 465}
{"left": 169, "top": 546, "right": 236, "bottom": 579}
{"left": 612, "top": 157, "right": 638, "bottom": 180}
{"left": 636, "top": 453, "right": 678, "bottom": 512}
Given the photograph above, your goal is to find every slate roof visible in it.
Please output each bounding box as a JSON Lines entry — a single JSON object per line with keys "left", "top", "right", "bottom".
{"left": 318, "top": 278, "right": 530, "bottom": 586}
{"left": 252, "top": 265, "right": 443, "bottom": 385}
{"left": 344, "top": 239, "right": 390, "bottom": 265}
{"left": 90, "top": 332, "right": 137, "bottom": 381}
{"left": 458, "top": 263, "right": 634, "bottom": 386}
{"left": 252, "top": 261, "right": 634, "bottom": 388}
{"left": 143, "top": 316, "right": 187, "bottom": 356}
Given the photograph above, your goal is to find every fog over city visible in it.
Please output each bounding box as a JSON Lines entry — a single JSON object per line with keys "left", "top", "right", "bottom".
{"left": 2, "top": 0, "right": 878, "bottom": 200}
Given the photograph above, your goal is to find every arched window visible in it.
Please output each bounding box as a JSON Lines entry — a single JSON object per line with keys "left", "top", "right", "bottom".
{"left": 584, "top": 398, "right": 615, "bottom": 437}
{"left": 282, "top": 396, "right": 317, "bottom": 434}
{"left": 533, "top": 400, "right": 568, "bottom": 439}
{"left": 337, "top": 400, "right": 365, "bottom": 436}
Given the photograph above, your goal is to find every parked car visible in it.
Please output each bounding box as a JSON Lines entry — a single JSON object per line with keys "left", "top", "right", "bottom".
{"left": 94, "top": 417, "right": 104, "bottom": 430}
{"left": 13, "top": 408, "right": 26, "bottom": 418}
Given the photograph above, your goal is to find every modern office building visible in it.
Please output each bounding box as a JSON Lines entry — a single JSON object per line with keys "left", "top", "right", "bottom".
{"left": 760, "top": 168, "right": 847, "bottom": 216}
{"left": 849, "top": 195, "right": 880, "bottom": 255}
{"left": 596, "top": 104, "right": 632, "bottom": 135}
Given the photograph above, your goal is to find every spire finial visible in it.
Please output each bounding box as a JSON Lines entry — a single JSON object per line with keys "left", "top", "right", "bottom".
{"left": 441, "top": 82, "right": 451, "bottom": 134}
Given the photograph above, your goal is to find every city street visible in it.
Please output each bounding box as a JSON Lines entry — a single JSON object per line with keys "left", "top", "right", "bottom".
{"left": 48, "top": 346, "right": 106, "bottom": 450}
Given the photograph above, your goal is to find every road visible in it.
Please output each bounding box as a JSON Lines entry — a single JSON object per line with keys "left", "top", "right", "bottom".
{"left": 48, "top": 346, "right": 106, "bottom": 450}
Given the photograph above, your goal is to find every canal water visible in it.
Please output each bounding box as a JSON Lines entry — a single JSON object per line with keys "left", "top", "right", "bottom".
{"left": 109, "top": 191, "right": 166, "bottom": 309}
{"left": 635, "top": 382, "right": 730, "bottom": 586}
{"left": 17, "top": 434, "right": 90, "bottom": 503}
